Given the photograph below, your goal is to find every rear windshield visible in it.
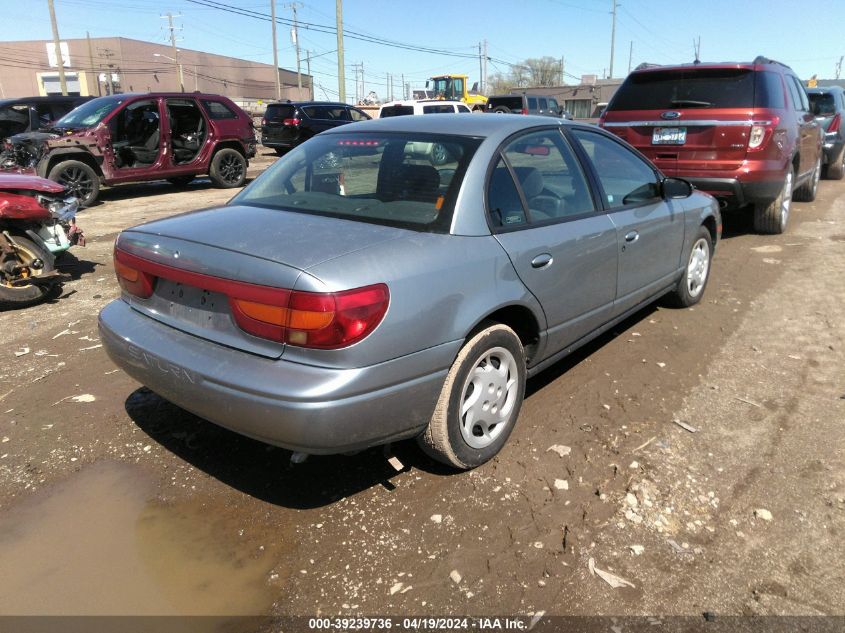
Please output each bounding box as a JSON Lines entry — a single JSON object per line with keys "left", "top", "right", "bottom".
{"left": 54, "top": 96, "right": 124, "bottom": 129}
{"left": 232, "top": 132, "right": 481, "bottom": 232}
{"left": 808, "top": 92, "right": 836, "bottom": 115}
{"left": 380, "top": 105, "right": 414, "bottom": 117}
{"left": 487, "top": 96, "right": 522, "bottom": 111}
{"left": 609, "top": 68, "right": 783, "bottom": 110}
{"left": 265, "top": 104, "right": 296, "bottom": 120}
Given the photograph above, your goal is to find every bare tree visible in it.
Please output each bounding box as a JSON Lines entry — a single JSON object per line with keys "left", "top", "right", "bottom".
{"left": 524, "top": 57, "right": 562, "bottom": 87}
{"left": 487, "top": 57, "right": 564, "bottom": 94}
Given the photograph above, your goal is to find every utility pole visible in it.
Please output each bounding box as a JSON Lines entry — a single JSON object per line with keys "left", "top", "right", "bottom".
{"left": 628, "top": 40, "right": 633, "bottom": 74}
{"left": 559, "top": 56, "right": 565, "bottom": 86}
{"left": 47, "top": 0, "right": 68, "bottom": 95}
{"left": 837, "top": 55, "right": 844, "bottom": 80}
{"left": 305, "top": 50, "right": 313, "bottom": 99}
{"left": 86, "top": 31, "right": 100, "bottom": 96}
{"left": 693, "top": 36, "right": 701, "bottom": 63}
{"left": 284, "top": 2, "right": 303, "bottom": 91}
{"left": 401, "top": 73, "right": 405, "bottom": 100}
{"left": 270, "top": 0, "right": 281, "bottom": 100}
{"left": 98, "top": 47, "right": 116, "bottom": 95}
{"left": 336, "top": 0, "right": 346, "bottom": 102}
{"left": 609, "top": 0, "right": 618, "bottom": 79}
{"left": 162, "top": 12, "right": 184, "bottom": 92}
{"left": 387, "top": 72, "right": 391, "bottom": 101}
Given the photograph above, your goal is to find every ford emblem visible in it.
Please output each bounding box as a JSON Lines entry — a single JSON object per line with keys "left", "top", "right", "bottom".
{"left": 661, "top": 111, "right": 681, "bottom": 120}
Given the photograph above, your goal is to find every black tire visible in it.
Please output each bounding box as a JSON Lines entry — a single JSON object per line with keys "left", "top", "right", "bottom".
{"left": 430, "top": 143, "right": 450, "bottom": 166}
{"left": 753, "top": 165, "right": 793, "bottom": 234}
{"left": 273, "top": 148, "right": 287, "bottom": 156}
{"left": 417, "top": 324, "right": 526, "bottom": 469}
{"left": 826, "top": 151, "right": 844, "bottom": 180}
{"left": 48, "top": 160, "right": 100, "bottom": 207}
{"left": 167, "top": 176, "right": 194, "bottom": 187}
{"left": 793, "top": 156, "right": 820, "bottom": 202}
{"left": 667, "top": 225, "right": 712, "bottom": 308}
{"left": 0, "top": 236, "right": 55, "bottom": 309}
{"left": 492, "top": 106, "right": 512, "bottom": 114}
{"left": 208, "top": 148, "right": 247, "bottom": 188}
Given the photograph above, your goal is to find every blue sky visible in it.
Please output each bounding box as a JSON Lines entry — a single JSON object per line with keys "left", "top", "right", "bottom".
{"left": 5, "top": 0, "right": 844, "bottom": 100}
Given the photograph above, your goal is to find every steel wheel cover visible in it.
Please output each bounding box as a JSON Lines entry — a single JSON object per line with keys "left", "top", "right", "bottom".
{"left": 458, "top": 346, "right": 519, "bottom": 449}
{"left": 686, "top": 237, "right": 710, "bottom": 298}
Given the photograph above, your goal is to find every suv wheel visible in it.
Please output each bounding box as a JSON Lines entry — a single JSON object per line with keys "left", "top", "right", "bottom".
{"left": 492, "top": 106, "right": 512, "bottom": 114}
{"left": 430, "top": 143, "right": 449, "bottom": 166}
{"left": 209, "top": 148, "right": 247, "bottom": 188}
{"left": 417, "top": 323, "right": 526, "bottom": 470}
{"left": 48, "top": 160, "right": 100, "bottom": 207}
{"left": 793, "top": 156, "right": 820, "bottom": 202}
{"left": 826, "top": 150, "right": 845, "bottom": 180}
{"left": 754, "top": 166, "right": 793, "bottom": 234}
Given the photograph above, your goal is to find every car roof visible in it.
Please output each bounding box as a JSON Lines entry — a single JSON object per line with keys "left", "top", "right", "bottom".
{"left": 323, "top": 112, "right": 572, "bottom": 137}
{"left": 807, "top": 86, "right": 844, "bottom": 94}
{"left": 380, "top": 99, "right": 466, "bottom": 107}
{"left": 268, "top": 101, "right": 348, "bottom": 107}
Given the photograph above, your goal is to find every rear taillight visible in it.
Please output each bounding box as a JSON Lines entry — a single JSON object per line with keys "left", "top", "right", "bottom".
{"left": 282, "top": 118, "right": 301, "bottom": 126}
{"left": 261, "top": 117, "right": 268, "bottom": 125}
{"left": 748, "top": 116, "right": 779, "bottom": 151}
{"left": 828, "top": 113, "right": 841, "bottom": 133}
{"left": 521, "top": 108, "right": 528, "bottom": 115}
{"left": 114, "top": 251, "right": 154, "bottom": 298}
{"left": 231, "top": 284, "right": 389, "bottom": 349}
{"left": 113, "top": 247, "right": 388, "bottom": 349}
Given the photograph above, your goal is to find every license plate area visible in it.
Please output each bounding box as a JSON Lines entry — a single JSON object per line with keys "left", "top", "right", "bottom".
{"left": 652, "top": 127, "right": 687, "bottom": 145}
{"left": 156, "top": 279, "right": 227, "bottom": 328}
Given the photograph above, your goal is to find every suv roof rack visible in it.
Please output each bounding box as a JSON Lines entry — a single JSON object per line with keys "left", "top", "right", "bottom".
{"left": 634, "top": 62, "right": 661, "bottom": 71}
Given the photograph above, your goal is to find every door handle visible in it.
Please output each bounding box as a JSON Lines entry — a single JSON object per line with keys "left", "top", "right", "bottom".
{"left": 624, "top": 231, "right": 639, "bottom": 243}
{"left": 531, "top": 253, "right": 553, "bottom": 269}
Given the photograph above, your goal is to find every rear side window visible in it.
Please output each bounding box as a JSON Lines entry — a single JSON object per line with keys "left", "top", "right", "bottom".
{"left": 265, "top": 104, "right": 295, "bottom": 120}
{"left": 754, "top": 71, "right": 786, "bottom": 109}
{"left": 527, "top": 97, "right": 538, "bottom": 111}
{"left": 422, "top": 104, "right": 455, "bottom": 114}
{"left": 787, "top": 77, "right": 809, "bottom": 111}
{"left": 538, "top": 98, "right": 548, "bottom": 111}
{"left": 380, "top": 105, "right": 414, "bottom": 117}
{"left": 202, "top": 100, "right": 238, "bottom": 120}
{"left": 488, "top": 158, "right": 527, "bottom": 228}
{"left": 609, "top": 68, "right": 757, "bottom": 110}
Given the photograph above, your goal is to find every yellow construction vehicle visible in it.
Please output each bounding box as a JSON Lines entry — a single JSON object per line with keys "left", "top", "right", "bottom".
{"left": 427, "top": 74, "right": 488, "bottom": 110}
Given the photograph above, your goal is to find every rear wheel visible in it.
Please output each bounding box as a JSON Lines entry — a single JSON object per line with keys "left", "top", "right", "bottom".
{"left": 430, "top": 143, "right": 449, "bottom": 165}
{"left": 753, "top": 166, "right": 792, "bottom": 234}
{"left": 492, "top": 106, "right": 511, "bottom": 114}
{"left": 793, "top": 156, "right": 820, "bottom": 202}
{"left": 273, "top": 148, "right": 286, "bottom": 156}
{"left": 417, "top": 324, "right": 526, "bottom": 469}
{"left": 209, "top": 148, "right": 246, "bottom": 188}
{"left": 48, "top": 160, "right": 99, "bottom": 206}
{"left": 0, "top": 235, "right": 55, "bottom": 308}
{"left": 826, "top": 150, "right": 844, "bottom": 180}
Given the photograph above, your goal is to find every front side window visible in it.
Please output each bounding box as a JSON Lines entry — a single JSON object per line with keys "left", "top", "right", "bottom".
{"left": 233, "top": 132, "right": 480, "bottom": 232}
{"left": 501, "top": 130, "right": 595, "bottom": 222}
{"left": 572, "top": 129, "right": 659, "bottom": 207}
{"left": 348, "top": 107, "right": 370, "bottom": 121}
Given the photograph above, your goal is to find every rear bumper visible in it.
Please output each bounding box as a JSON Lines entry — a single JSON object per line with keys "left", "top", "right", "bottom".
{"left": 687, "top": 176, "right": 783, "bottom": 210}
{"left": 99, "top": 299, "right": 457, "bottom": 454}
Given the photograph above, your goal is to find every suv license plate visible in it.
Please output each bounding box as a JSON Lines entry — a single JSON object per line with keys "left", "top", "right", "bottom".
{"left": 652, "top": 127, "right": 687, "bottom": 145}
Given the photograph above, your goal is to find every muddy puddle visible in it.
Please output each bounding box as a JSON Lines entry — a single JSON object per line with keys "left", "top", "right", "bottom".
{"left": 0, "top": 461, "right": 278, "bottom": 617}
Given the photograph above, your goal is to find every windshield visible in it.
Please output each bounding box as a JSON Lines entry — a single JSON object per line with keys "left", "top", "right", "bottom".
{"left": 54, "top": 96, "right": 125, "bottom": 129}
{"left": 232, "top": 131, "right": 481, "bottom": 232}
{"left": 431, "top": 77, "right": 452, "bottom": 98}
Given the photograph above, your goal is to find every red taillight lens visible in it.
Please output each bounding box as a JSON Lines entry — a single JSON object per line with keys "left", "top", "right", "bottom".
{"left": 748, "top": 116, "right": 780, "bottom": 151}
{"left": 231, "top": 284, "right": 389, "bottom": 349}
{"left": 114, "top": 250, "right": 154, "bottom": 298}
{"left": 521, "top": 108, "right": 528, "bottom": 115}
{"left": 282, "top": 118, "right": 301, "bottom": 126}
{"left": 261, "top": 117, "right": 268, "bottom": 125}
{"left": 828, "top": 113, "right": 841, "bottom": 133}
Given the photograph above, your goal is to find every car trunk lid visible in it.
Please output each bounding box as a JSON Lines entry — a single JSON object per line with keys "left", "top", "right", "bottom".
{"left": 116, "top": 205, "right": 402, "bottom": 358}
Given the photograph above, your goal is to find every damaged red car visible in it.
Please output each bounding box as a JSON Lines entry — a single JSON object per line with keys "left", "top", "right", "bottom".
{"left": 0, "top": 93, "right": 257, "bottom": 206}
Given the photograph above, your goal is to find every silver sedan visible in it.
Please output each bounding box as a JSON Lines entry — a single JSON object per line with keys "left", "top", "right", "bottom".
{"left": 99, "top": 114, "right": 720, "bottom": 469}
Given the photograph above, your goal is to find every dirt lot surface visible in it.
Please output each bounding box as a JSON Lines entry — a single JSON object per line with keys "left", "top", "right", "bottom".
{"left": 0, "top": 151, "right": 843, "bottom": 626}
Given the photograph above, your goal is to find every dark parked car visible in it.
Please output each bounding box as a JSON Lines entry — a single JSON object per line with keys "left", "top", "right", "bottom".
{"left": 0, "top": 96, "right": 92, "bottom": 139}
{"left": 486, "top": 93, "right": 570, "bottom": 118}
{"left": 600, "top": 56, "right": 823, "bottom": 234}
{"left": 0, "top": 93, "right": 256, "bottom": 206}
{"left": 807, "top": 86, "right": 845, "bottom": 180}
{"left": 260, "top": 101, "right": 371, "bottom": 154}
{"left": 100, "top": 114, "right": 720, "bottom": 470}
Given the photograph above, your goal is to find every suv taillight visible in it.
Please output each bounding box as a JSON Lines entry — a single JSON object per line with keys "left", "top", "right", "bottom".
{"left": 113, "top": 248, "right": 388, "bottom": 349}
{"left": 521, "top": 107, "right": 528, "bottom": 115}
{"left": 828, "top": 113, "right": 842, "bottom": 134}
{"left": 261, "top": 117, "right": 268, "bottom": 125}
{"left": 748, "top": 116, "right": 780, "bottom": 151}
{"left": 283, "top": 118, "right": 301, "bottom": 126}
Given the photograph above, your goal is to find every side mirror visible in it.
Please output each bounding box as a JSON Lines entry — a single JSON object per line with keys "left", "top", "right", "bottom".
{"left": 662, "top": 177, "right": 694, "bottom": 199}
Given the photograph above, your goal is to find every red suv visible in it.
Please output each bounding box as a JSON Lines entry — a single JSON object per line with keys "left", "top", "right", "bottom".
{"left": 600, "top": 57, "right": 823, "bottom": 234}
{"left": 0, "top": 93, "right": 257, "bottom": 206}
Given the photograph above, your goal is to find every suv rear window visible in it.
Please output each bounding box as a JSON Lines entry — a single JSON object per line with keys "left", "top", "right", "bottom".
{"left": 487, "top": 96, "right": 522, "bottom": 111}
{"left": 202, "top": 100, "right": 238, "bottom": 119}
{"left": 265, "top": 104, "right": 296, "bottom": 120}
{"left": 380, "top": 105, "right": 414, "bottom": 117}
{"left": 610, "top": 68, "right": 783, "bottom": 110}
{"left": 233, "top": 132, "right": 481, "bottom": 232}
{"left": 809, "top": 92, "right": 836, "bottom": 115}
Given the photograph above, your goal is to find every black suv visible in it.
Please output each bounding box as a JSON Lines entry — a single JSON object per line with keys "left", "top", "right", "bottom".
{"left": 0, "top": 95, "right": 92, "bottom": 139}
{"left": 807, "top": 85, "right": 845, "bottom": 180}
{"left": 485, "top": 93, "right": 571, "bottom": 118}
{"left": 260, "top": 101, "right": 371, "bottom": 154}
